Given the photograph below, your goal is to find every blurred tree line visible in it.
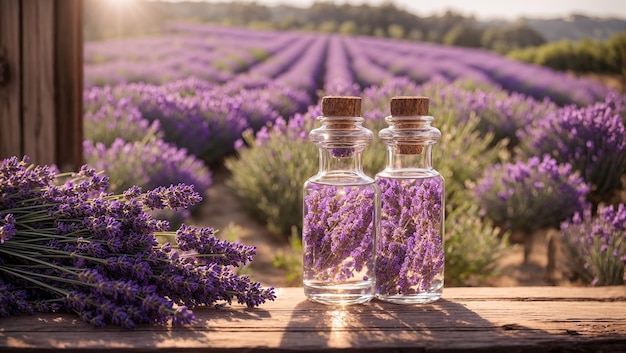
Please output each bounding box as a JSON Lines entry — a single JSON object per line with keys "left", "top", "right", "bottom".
{"left": 508, "top": 31, "right": 626, "bottom": 77}
{"left": 84, "top": 0, "right": 546, "bottom": 52}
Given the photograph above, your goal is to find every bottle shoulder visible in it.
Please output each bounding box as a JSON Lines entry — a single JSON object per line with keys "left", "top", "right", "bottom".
{"left": 376, "top": 168, "right": 443, "bottom": 180}
{"left": 305, "top": 171, "right": 375, "bottom": 186}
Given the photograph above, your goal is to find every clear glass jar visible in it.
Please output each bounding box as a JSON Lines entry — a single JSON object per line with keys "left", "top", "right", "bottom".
{"left": 375, "top": 96, "right": 445, "bottom": 304}
{"left": 302, "top": 96, "right": 379, "bottom": 305}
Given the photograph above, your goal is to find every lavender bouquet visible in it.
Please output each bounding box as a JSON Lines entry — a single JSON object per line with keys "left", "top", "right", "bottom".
{"left": 560, "top": 203, "right": 626, "bottom": 286}
{"left": 0, "top": 156, "right": 275, "bottom": 328}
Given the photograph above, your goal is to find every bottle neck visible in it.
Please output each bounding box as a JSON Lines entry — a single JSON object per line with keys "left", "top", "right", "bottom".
{"left": 319, "top": 148, "right": 365, "bottom": 175}
{"left": 384, "top": 144, "right": 436, "bottom": 175}
{"left": 309, "top": 116, "right": 373, "bottom": 183}
{"left": 378, "top": 114, "right": 440, "bottom": 177}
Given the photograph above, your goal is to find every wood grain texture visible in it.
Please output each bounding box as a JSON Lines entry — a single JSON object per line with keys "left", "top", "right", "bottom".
{"left": 0, "top": 0, "right": 22, "bottom": 159}
{"left": 1, "top": 287, "right": 625, "bottom": 352}
{"left": 0, "top": 0, "right": 84, "bottom": 168}
{"left": 390, "top": 96, "right": 429, "bottom": 116}
{"left": 21, "top": 0, "right": 56, "bottom": 166}
{"left": 322, "top": 96, "right": 362, "bottom": 117}
{"left": 54, "top": 0, "right": 84, "bottom": 171}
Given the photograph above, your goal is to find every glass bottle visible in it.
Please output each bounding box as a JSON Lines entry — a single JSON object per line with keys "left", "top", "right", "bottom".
{"left": 302, "top": 96, "right": 379, "bottom": 305}
{"left": 375, "top": 96, "right": 445, "bottom": 304}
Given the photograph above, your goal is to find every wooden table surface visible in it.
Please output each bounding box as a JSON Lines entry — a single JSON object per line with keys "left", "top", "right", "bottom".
{"left": 1, "top": 286, "right": 625, "bottom": 352}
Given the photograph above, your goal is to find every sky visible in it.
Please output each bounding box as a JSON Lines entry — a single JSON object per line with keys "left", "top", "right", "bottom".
{"left": 208, "top": 0, "right": 626, "bottom": 20}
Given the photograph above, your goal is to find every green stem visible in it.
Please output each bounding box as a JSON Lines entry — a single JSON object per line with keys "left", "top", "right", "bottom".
{"left": 0, "top": 248, "right": 81, "bottom": 276}
{"left": 0, "top": 267, "right": 69, "bottom": 297}
{"left": 0, "top": 243, "right": 108, "bottom": 265}
{"left": 5, "top": 266, "right": 92, "bottom": 288}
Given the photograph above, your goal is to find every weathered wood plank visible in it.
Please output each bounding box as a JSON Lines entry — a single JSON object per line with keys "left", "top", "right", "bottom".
{"left": 21, "top": 0, "right": 56, "bottom": 166}
{"left": 1, "top": 287, "right": 625, "bottom": 352}
{"left": 54, "top": 0, "right": 84, "bottom": 171}
{"left": 0, "top": 0, "right": 22, "bottom": 160}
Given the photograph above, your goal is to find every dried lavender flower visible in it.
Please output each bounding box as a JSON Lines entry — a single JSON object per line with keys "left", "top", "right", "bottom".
{"left": 302, "top": 184, "right": 375, "bottom": 283}
{"left": 375, "top": 177, "right": 445, "bottom": 295}
{"left": 0, "top": 156, "right": 275, "bottom": 328}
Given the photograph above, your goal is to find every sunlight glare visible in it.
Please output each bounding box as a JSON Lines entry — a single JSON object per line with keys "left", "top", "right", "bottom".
{"left": 105, "top": 0, "right": 135, "bottom": 8}
{"left": 328, "top": 309, "right": 348, "bottom": 329}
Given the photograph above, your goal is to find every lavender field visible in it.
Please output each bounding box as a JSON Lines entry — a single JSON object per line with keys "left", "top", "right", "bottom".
{"left": 84, "top": 23, "right": 626, "bottom": 286}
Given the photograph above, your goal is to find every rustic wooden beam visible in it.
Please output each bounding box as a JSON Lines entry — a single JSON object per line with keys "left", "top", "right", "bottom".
{"left": 54, "top": 0, "right": 84, "bottom": 171}
{"left": 1, "top": 287, "right": 625, "bottom": 352}
{"left": 21, "top": 0, "right": 56, "bottom": 167}
{"left": 0, "top": 0, "right": 22, "bottom": 159}
{"left": 0, "top": 0, "right": 83, "bottom": 170}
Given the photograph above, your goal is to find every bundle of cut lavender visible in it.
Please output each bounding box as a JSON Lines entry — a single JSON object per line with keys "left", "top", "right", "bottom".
{"left": 0, "top": 156, "right": 275, "bottom": 328}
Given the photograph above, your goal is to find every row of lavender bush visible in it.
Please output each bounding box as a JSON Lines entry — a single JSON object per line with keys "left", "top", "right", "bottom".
{"left": 84, "top": 24, "right": 626, "bottom": 286}
{"left": 86, "top": 24, "right": 612, "bottom": 105}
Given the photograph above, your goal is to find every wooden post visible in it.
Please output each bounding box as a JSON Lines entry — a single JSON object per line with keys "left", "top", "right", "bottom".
{"left": 0, "top": 0, "right": 83, "bottom": 171}
{"left": 55, "top": 0, "right": 84, "bottom": 172}
{"left": 0, "top": 0, "right": 21, "bottom": 160}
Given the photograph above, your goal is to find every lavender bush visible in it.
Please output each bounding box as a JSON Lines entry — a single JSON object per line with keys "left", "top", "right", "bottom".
{"left": 83, "top": 138, "right": 212, "bottom": 226}
{"left": 519, "top": 93, "right": 626, "bottom": 195}
{"left": 560, "top": 203, "right": 626, "bottom": 286}
{"left": 84, "top": 138, "right": 212, "bottom": 197}
{"left": 85, "top": 79, "right": 300, "bottom": 165}
{"left": 112, "top": 82, "right": 249, "bottom": 164}
{"left": 322, "top": 35, "right": 360, "bottom": 96}
{"left": 225, "top": 112, "right": 317, "bottom": 237}
{"left": 445, "top": 202, "right": 511, "bottom": 285}
{"left": 450, "top": 88, "right": 556, "bottom": 148}
{"left": 474, "top": 155, "right": 590, "bottom": 233}
{"left": 84, "top": 99, "right": 163, "bottom": 146}
{"left": 0, "top": 156, "right": 275, "bottom": 328}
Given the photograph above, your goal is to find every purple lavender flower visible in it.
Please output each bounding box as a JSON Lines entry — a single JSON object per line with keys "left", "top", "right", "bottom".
{"left": 323, "top": 36, "right": 360, "bottom": 96}
{"left": 175, "top": 224, "right": 256, "bottom": 266}
{"left": 0, "top": 214, "right": 16, "bottom": 244}
{"left": 475, "top": 155, "right": 590, "bottom": 233}
{"left": 83, "top": 138, "right": 211, "bottom": 201}
{"left": 329, "top": 147, "right": 356, "bottom": 158}
{"left": 302, "top": 183, "right": 376, "bottom": 283}
{"left": 0, "top": 156, "right": 275, "bottom": 328}
{"left": 519, "top": 93, "right": 626, "bottom": 195}
{"left": 84, "top": 99, "right": 164, "bottom": 146}
{"left": 375, "top": 176, "right": 444, "bottom": 296}
{"left": 561, "top": 203, "right": 626, "bottom": 286}
{"left": 142, "top": 184, "right": 203, "bottom": 211}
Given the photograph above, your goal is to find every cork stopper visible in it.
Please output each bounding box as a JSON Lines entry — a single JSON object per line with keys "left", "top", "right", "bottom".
{"left": 390, "top": 96, "right": 429, "bottom": 116}
{"left": 389, "top": 96, "right": 430, "bottom": 155}
{"left": 322, "top": 96, "right": 361, "bottom": 117}
{"left": 321, "top": 96, "right": 361, "bottom": 130}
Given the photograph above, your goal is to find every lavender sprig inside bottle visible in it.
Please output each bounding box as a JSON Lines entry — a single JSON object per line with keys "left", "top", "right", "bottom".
{"left": 376, "top": 176, "right": 444, "bottom": 296}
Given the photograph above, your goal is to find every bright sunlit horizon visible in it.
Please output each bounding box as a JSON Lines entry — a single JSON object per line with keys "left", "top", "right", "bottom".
{"left": 170, "top": 0, "right": 626, "bottom": 20}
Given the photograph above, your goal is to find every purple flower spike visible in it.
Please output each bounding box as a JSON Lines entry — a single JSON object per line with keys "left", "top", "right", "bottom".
{"left": 561, "top": 203, "right": 626, "bottom": 286}
{"left": 0, "top": 156, "right": 275, "bottom": 328}
{"left": 475, "top": 155, "right": 590, "bottom": 232}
